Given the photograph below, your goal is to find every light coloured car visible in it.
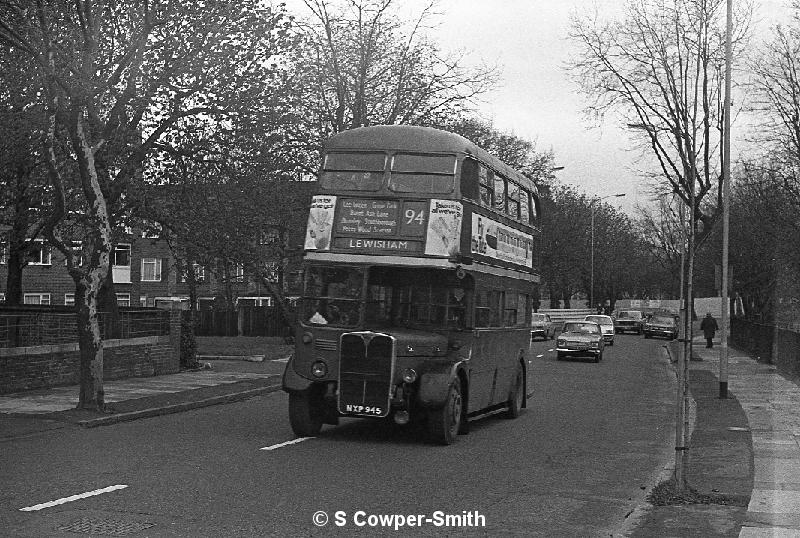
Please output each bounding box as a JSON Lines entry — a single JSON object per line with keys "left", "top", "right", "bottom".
{"left": 531, "top": 313, "right": 555, "bottom": 340}
{"left": 584, "top": 314, "right": 615, "bottom": 346}
{"left": 556, "top": 321, "right": 605, "bottom": 362}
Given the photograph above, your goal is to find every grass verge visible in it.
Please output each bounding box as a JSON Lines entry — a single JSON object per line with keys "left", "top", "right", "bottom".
{"left": 647, "top": 478, "right": 749, "bottom": 507}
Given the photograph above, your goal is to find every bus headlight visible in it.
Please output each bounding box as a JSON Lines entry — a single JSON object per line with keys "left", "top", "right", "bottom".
{"left": 311, "top": 360, "right": 328, "bottom": 378}
{"left": 401, "top": 368, "right": 417, "bottom": 384}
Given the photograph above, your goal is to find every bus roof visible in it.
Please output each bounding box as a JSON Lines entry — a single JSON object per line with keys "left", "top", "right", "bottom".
{"left": 324, "top": 125, "right": 539, "bottom": 196}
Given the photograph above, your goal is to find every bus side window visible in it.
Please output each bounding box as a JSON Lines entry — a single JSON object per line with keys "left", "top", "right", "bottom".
{"left": 490, "top": 289, "right": 502, "bottom": 327}
{"left": 504, "top": 292, "right": 517, "bottom": 326}
{"left": 475, "top": 287, "right": 491, "bottom": 327}
{"left": 520, "top": 188, "right": 530, "bottom": 224}
{"left": 479, "top": 165, "right": 493, "bottom": 208}
{"left": 461, "top": 158, "right": 479, "bottom": 201}
{"left": 516, "top": 293, "right": 527, "bottom": 326}
{"left": 507, "top": 182, "right": 520, "bottom": 220}
{"left": 493, "top": 174, "right": 506, "bottom": 214}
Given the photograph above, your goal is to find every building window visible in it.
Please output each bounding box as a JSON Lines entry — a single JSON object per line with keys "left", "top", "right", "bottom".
{"left": 65, "top": 293, "right": 75, "bottom": 306}
{"left": 65, "top": 241, "right": 84, "bottom": 266}
{"left": 223, "top": 263, "right": 244, "bottom": 283}
{"left": 116, "top": 293, "right": 131, "bottom": 306}
{"left": 238, "top": 296, "right": 273, "bottom": 307}
{"left": 112, "top": 243, "right": 132, "bottom": 283}
{"left": 112, "top": 244, "right": 131, "bottom": 267}
{"left": 141, "top": 258, "right": 162, "bottom": 282}
{"left": 24, "top": 293, "right": 51, "bottom": 305}
{"left": 140, "top": 223, "right": 163, "bottom": 239}
{"left": 0, "top": 292, "right": 5, "bottom": 302}
{"left": 179, "top": 263, "right": 205, "bottom": 283}
{"left": 27, "top": 241, "right": 52, "bottom": 265}
{"left": 140, "top": 295, "right": 147, "bottom": 306}
{"left": 0, "top": 240, "right": 7, "bottom": 264}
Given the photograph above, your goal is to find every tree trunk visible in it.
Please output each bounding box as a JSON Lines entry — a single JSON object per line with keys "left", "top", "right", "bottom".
{"left": 4, "top": 248, "right": 24, "bottom": 306}
{"left": 98, "top": 263, "right": 120, "bottom": 338}
{"left": 75, "top": 279, "right": 105, "bottom": 411}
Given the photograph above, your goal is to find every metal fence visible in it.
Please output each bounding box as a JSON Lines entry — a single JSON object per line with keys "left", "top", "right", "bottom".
{"left": 731, "top": 317, "right": 800, "bottom": 378}
{"left": 0, "top": 306, "right": 171, "bottom": 348}
{"left": 194, "top": 306, "right": 292, "bottom": 337}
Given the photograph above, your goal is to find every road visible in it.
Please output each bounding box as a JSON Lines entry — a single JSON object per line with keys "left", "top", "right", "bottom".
{"left": 0, "top": 334, "right": 677, "bottom": 537}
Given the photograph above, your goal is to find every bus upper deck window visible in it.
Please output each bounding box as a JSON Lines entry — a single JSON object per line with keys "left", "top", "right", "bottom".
{"left": 320, "top": 152, "right": 386, "bottom": 191}
{"left": 389, "top": 153, "right": 456, "bottom": 194}
{"left": 520, "top": 189, "right": 530, "bottom": 224}
{"left": 478, "top": 166, "right": 492, "bottom": 207}
{"left": 507, "top": 182, "right": 520, "bottom": 220}
{"left": 493, "top": 174, "right": 506, "bottom": 213}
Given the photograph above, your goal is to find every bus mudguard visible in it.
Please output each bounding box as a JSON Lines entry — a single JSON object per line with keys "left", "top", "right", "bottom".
{"left": 281, "top": 354, "right": 314, "bottom": 393}
{"left": 418, "top": 361, "right": 466, "bottom": 408}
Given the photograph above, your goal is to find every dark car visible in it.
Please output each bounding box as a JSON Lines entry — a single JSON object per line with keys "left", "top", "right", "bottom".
{"left": 643, "top": 316, "right": 679, "bottom": 340}
{"left": 556, "top": 321, "right": 605, "bottom": 362}
{"left": 615, "top": 310, "right": 644, "bottom": 334}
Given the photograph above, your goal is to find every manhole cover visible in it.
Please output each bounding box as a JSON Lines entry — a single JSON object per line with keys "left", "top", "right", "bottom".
{"left": 57, "top": 517, "right": 155, "bottom": 535}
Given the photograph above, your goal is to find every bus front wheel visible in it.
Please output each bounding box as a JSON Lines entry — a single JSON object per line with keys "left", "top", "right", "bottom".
{"left": 288, "top": 391, "right": 324, "bottom": 437}
{"left": 427, "top": 380, "right": 462, "bottom": 445}
{"left": 505, "top": 363, "right": 524, "bottom": 419}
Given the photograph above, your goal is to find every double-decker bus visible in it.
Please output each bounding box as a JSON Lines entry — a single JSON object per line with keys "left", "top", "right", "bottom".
{"left": 282, "top": 125, "right": 541, "bottom": 444}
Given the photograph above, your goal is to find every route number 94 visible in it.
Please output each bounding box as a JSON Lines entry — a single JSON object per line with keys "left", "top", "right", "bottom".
{"left": 405, "top": 209, "right": 424, "bottom": 225}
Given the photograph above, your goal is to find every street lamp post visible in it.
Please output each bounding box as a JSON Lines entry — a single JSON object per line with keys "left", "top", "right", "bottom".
{"left": 590, "top": 193, "right": 626, "bottom": 310}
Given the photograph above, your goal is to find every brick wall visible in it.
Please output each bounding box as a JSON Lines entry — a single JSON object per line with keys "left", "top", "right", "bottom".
{"left": 0, "top": 310, "right": 181, "bottom": 395}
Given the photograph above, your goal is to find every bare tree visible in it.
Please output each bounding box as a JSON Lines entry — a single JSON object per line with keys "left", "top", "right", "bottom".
{"left": 569, "top": 0, "right": 751, "bottom": 242}
{"left": 287, "top": 0, "right": 498, "bottom": 170}
{"left": 750, "top": 2, "right": 800, "bottom": 166}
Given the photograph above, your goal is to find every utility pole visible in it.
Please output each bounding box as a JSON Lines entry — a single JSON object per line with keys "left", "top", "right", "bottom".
{"left": 719, "top": 0, "right": 733, "bottom": 399}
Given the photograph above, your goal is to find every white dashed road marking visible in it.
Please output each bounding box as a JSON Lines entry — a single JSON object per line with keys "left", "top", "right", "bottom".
{"left": 271, "top": 357, "right": 290, "bottom": 363}
{"left": 536, "top": 354, "right": 544, "bottom": 358}
{"left": 260, "top": 437, "right": 314, "bottom": 451}
{"left": 19, "top": 485, "right": 128, "bottom": 512}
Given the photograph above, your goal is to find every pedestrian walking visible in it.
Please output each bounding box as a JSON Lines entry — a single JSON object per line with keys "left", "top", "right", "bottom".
{"left": 700, "top": 312, "right": 719, "bottom": 348}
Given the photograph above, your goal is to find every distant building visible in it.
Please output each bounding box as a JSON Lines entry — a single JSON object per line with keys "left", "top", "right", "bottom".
{"left": 0, "top": 182, "right": 316, "bottom": 309}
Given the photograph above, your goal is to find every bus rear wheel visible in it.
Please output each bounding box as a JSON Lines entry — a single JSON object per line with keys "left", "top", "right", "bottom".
{"left": 427, "top": 380, "right": 462, "bottom": 445}
{"left": 505, "top": 363, "right": 524, "bottom": 419}
{"left": 288, "top": 391, "right": 324, "bottom": 437}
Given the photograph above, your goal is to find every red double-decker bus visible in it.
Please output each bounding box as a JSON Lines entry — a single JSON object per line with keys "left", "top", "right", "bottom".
{"left": 282, "top": 125, "right": 541, "bottom": 444}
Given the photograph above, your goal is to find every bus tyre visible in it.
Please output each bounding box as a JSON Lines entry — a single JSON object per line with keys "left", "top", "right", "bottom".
{"left": 288, "top": 391, "right": 323, "bottom": 437}
{"left": 505, "top": 363, "right": 524, "bottom": 419}
{"left": 428, "top": 380, "right": 463, "bottom": 445}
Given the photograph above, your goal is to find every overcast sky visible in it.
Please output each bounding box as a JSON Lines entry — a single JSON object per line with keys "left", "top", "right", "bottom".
{"left": 285, "top": 0, "right": 794, "bottom": 215}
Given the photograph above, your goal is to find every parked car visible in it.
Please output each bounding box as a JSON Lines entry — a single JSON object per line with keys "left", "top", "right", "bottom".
{"left": 615, "top": 310, "right": 644, "bottom": 334}
{"left": 643, "top": 315, "right": 679, "bottom": 340}
{"left": 531, "top": 313, "right": 555, "bottom": 340}
{"left": 584, "top": 314, "right": 615, "bottom": 345}
{"left": 556, "top": 321, "right": 605, "bottom": 362}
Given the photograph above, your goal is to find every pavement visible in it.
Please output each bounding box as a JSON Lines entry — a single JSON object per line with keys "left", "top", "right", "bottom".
{"left": 2, "top": 337, "right": 800, "bottom": 537}
{"left": 627, "top": 335, "right": 800, "bottom": 538}
{"left": 0, "top": 356, "right": 286, "bottom": 433}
